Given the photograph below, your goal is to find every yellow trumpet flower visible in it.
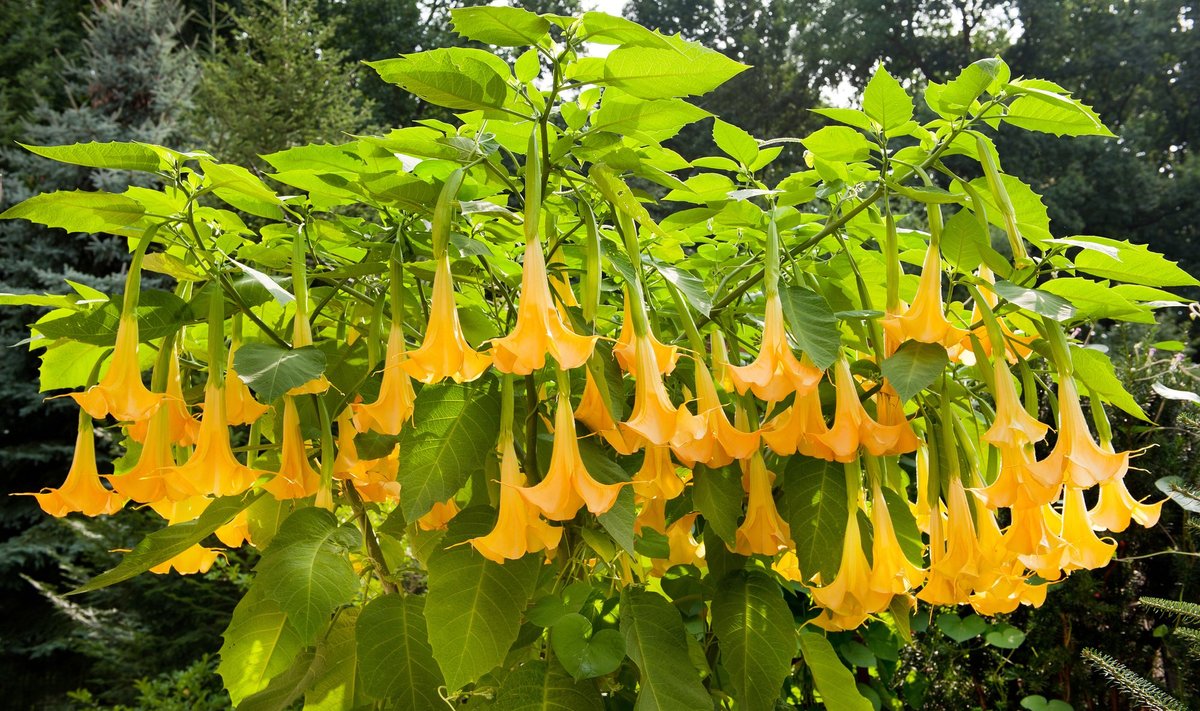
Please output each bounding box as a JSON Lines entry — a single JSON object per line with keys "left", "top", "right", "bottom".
{"left": 632, "top": 445, "right": 686, "bottom": 501}
{"left": 872, "top": 382, "right": 919, "bottom": 455}
{"left": 353, "top": 323, "right": 416, "bottom": 436}
{"left": 634, "top": 496, "right": 667, "bottom": 535}
{"left": 1089, "top": 475, "right": 1164, "bottom": 533}
{"left": 150, "top": 544, "right": 220, "bottom": 575}
{"left": 1008, "top": 505, "right": 1071, "bottom": 580}
{"left": 519, "top": 388, "right": 624, "bottom": 520}
{"left": 810, "top": 510, "right": 891, "bottom": 631}
{"left": 670, "top": 358, "right": 759, "bottom": 468}
{"left": 492, "top": 240, "right": 597, "bottom": 374}
{"left": 818, "top": 360, "right": 898, "bottom": 462}
{"left": 1059, "top": 486, "right": 1116, "bottom": 572}
{"left": 882, "top": 240, "right": 968, "bottom": 351}
{"left": 223, "top": 341, "right": 269, "bottom": 426}
{"left": 26, "top": 411, "right": 126, "bottom": 517}
{"left": 982, "top": 358, "right": 1048, "bottom": 448}
{"left": 128, "top": 348, "right": 198, "bottom": 446}
{"left": 170, "top": 382, "right": 265, "bottom": 499}
{"left": 613, "top": 295, "right": 678, "bottom": 375}
{"left": 620, "top": 332, "right": 696, "bottom": 448}
{"left": 918, "top": 479, "right": 981, "bottom": 607}
{"left": 287, "top": 307, "right": 332, "bottom": 396}
{"left": 868, "top": 483, "right": 925, "bottom": 596}
{"left": 762, "top": 389, "right": 835, "bottom": 460}
{"left": 72, "top": 313, "right": 164, "bottom": 422}
{"left": 417, "top": 498, "right": 461, "bottom": 531}
{"left": 470, "top": 438, "right": 562, "bottom": 563}
{"left": 729, "top": 293, "right": 822, "bottom": 402}
{"left": 574, "top": 368, "right": 637, "bottom": 455}
{"left": 1030, "top": 377, "right": 1128, "bottom": 489}
{"left": 263, "top": 397, "right": 321, "bottom": 500}
{"left": 979, "top": 444, "right": 1062, "bottom": 510}
{"left": 950, "top": 267, "right": 1034, "bottom": 364}
{"left": 732, "top": 453, "right": 791, "bottom": 556}
{"left": 108, "top": 406, "right": 174, "bottom": 504}
{"left": 650, "top": 512, "right": 705, "bottom": 577}
{"left": 402, "top": 253, "right": 491, "bottom": 383}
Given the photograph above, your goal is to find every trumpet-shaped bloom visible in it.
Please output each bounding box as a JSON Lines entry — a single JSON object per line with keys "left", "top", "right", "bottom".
{"left": 150, "top": 544, "right": 220, "bottom": 575}
{"left": 1059, "top": 487, "right": 1116, "bottom": 572}
{"left": 72, "top": 314, "right": 164, "bottom": 422}
{"left": 620, "top": 332, "right": 698, "bottom": 448}
{"left": 868, "top": 484, "right": 925, "bottom": 595}
{"left": 983, "top": 358, "right": 1048, "bottom": 448}
{"left": 917, "top": 479, "right": 982, "bottom": 607}
{"left": 872, "top": 382, "right": 919, "bottom": 455}
{"left": 353, "top": 323, "right": 416, "bottom": 435}
{"left": 1089, "top": 475, "right": 1164, "bottom": 533}
{"left": 574, "top": 368, "right": 636, "bottom": 455}
{"left": 492, "top": 240, "right": 597, "bottom": 375}
{"left": 263, "top": 398, "right": 321, "bottom": 500}
{"left": 224, "top": 343, "right": 269, "bottom": 426}
{"left": 762, "top": 389, "right": 835, "bottom": 460}
{"left": 417, "top": 498, "right": 461, "bottom": 531}
{"left": 810, "top": 511, "right": 891, "bottom": 630}
{"left": 817, "top": 360, "right": 898, "bottom": 462}
{"left": 1031, "top": 377, "right": 1129, "bottom": 489}
{"left": 882, "top": 241, "right": 968, "bottom": 350}
{"left": 729, "top": 293, "right": 822, "bottom": 402}
{"left": 470, "top": 439, "right": 562, "bottom": 563}
{"left": 334, "top": 411, "right": 402, "bottom": 504}
{"left": 733, "top": 453, "right": 791, "bottom": 556}
{"left": 634, "top": 496, "right": 667, "bottom": 535}
{"left": 108, "top": 407, "right": 174, "bottom": 503}
{"left": 979, "top": 444, "right": 1062, "bottom": 510}
{"left": 169, "top": 382, "right": 265, "bottom": 499}
{"left": 951, "top": 267, "right": 1035, "bottom": 365}
{"left": 288, "top": 309, "right": 332, "bottom": 395}
{"left": 670, "top": 359, "right": 759, "bottom": 467}
{"left": 613, "top": 296, "right": 677, "bottom": 375}
{"left": 632, "top": 445, "right": 686, "bottom": 501}
{"left": 519, "top": 389, "right": 624, "bottom": 520}
{"left": 128, "top": 350, "right": 198, "bottom": 446}
{"left": 710, "top": 331, "right": 735, "bottom": 392}
{"left": 26, "top": 413, "right": 126, "bottom": 517}
{"left": 651, "top": 512, "right": 704, "bottom": 577}
{"left": 402, "top": 254, "right": 491, "bottom": 383}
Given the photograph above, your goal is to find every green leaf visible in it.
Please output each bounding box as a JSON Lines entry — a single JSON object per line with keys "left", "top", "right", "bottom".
{"left": 20, "top": 141, "right": 178, "bottom": 172}
{"left": 0, "top": 292, "right": 77, "bottom": 308}
{"left": 1004, "top": 79, "right": 1114, "bottom": 137}
{"left": 304, "top": 608, "right": 363, "bottom": 711}
{"left": 592, "top": 91, "right": 711, "bottom": 142}
{"left": 880, "top": 341, "right": 949, "bottom": 402}
{"left": 809, "top": 108, "right": 876, "bottom": 132}
{"left": 692, "top": 465, "right": 742, "bottom": 545}
{"left": 936, "top": 613, "right": 987, "bottom": 642}
{"left": 863, "top": 65, "right": 913, "bottom": 130}
{"left": 493, "top": 659, "right": 604, "bottom": 711}
{"left": 256, "top": 508, "right": 361, "bottom": 644}
{"left": 218, "top": 585, "right": 304, "bottom": 706}
{"left": 991, "top": 280, "right": 1076, "bottom": 321}
{"left": 985, "top": 623, "right": 1027, "bottom": 649}
{"left": 1068, "top": 236, "right": 1199, "bottom": 288}
{"left": 228, "top": 256, "right": 295, "bottom": 307}
{"left": 966, "top": 174, "right": 1052, "bottom": 245}
{"left": 200, "top": 160, "right": 284, "bottom": 219}
{"left": 35, "top": 289, "right": 192, "bottom": 346}
{"left": 71, "top": 492, "right": 262, "bottom": 594}
{"left": 425, "top": 509, "right": 540, "bottom": 690}
{"left": 801, "top": 126, "right": 873, "bottom": 163}
{"left": 236, "top": 646, "right": 321, "bottom": 711}
{"left": 356, "top": 595, "right": 445, "bottom": 708}
{"left": 780, "top": 284, "right": 841, "bottom": 370}
{"left": 1040, "top": 278, "right": 1152, "bottom": 323}
{"left": 620, "top": 588, "right": 711, "bottom": 710}
{"left": 0, "top": 190, "right": 145, "bottom": 234}
{"left": 940, "top": 208, "right": 1007, "bottom": 275}
{"left": 934, "top": 58, "right": 1008, "bottom": 116}
{"left": 551, "top": 613, "right": 626, "bottom": 681}
{"left": 450, "top": 6, "right": 550, "bottom": 46}
{"left": 1070, "top": 346, "right": 1150, "bottom": 421}
{"left": 654, "top": 262, "right": 712, "bottom": 317}
{"left": 1020, "top": 695, "right": 1074, "bottom": 711}
{"left": 578, "top": 11, "right": 672, "bottom": 48}
{"left": 398, "top": 381, "right": 502, "bottom": 521}
{"left": 368, "top": 48, "right": 514, "bottom": 112}
{"left": 781, "top": 458, "right": 847, "bottom": 583}
{"left": 602, "top": 35, "right": 748, "bottom": 99}
{"left": 712, "top": 119, "right": 758, "bottom": 165}
{"left": 711, "top": 571, "right": 795, "bottom": 710}
{"left": 234, "top": 343, "right": 328, "bottom": 403}
{"left": 797, "top": 632, "right": 873, "bottom": 711}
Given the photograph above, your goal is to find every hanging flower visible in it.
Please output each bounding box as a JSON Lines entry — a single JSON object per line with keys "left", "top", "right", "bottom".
{"left": 1089, "top": 473, "right": 1164, "bottom": 533}
{"left": 223, "top": 340, "right": 269, "bottom": 426}
{"left": 867, "top": 483, "right": 925, "bottom": 596}
{"left": 169, "top": 382, "right": 265, "bottom": 499}
{"left": 670, "top": 358, "right": 759, "bottom": 468}
{"left": 418, "top": 498, "right": 461, "bottom": 531}
{"left": 25, "top": 411, "right": 125, "bottom": 517}
{"left": 1058, "top": 486, "right": 1116, "bottom": 572}
{"left": 918, "top": 478, "right": 982, "bottom": 607}
{"left": 650, "top": 513, "right": 705, "bottom": 577}
{"left": 470, "top": 438, "right": 562, "bottom": 563}
{"left": 979, "top": 444, "right": 1062, "bottom": 510}
{"left": 108, "top": 406, "right": 174, "bottom": 504}
{"left": 150, "top": 544, "right": 220, "bottom": 575}
{"left": 287, "top": 306, "right": 332, "bottom": 396}
{"left": 574, "top": 367, "right": 637, "bottom": 455}
{"left": 982, "top": 358, "right": 1049, "bottom": 448}
{"left": 882, "top": 240, "right": 968, "bottom": 350}
{"left": 72, "top": 313, "right": 164, "bottom": 422}
{"left": 620, "top": 331, "right": 698, "bottom": 449}
{"left": 762, "top": 389, "right": 835, "bottom": 460}
{"left": 632, "top": 445, "right": 686, "bottom": 501}
{"left": 613, "top": 295, "right": 678, "bottom": 375}
{"left": 128, "top": 347, "right": 198, "bottom": 446}
{"left": 353, "top": 323, "right": 416, "bottom": 436}
{"left": 729, "top": 293, "right": 822, "bottom": 402}
{"left": 871, "top": 381, "right": 919, "bottom": 455}
{"left": 491, "top": 240, "right": 597, "bottom": 374}
{"left": 1030, "top": 376, "right": 1128, "bottom": 489}
{"left": 810, "top": 510, "right": 891, "bottom": 631}
{"left": 817, "top": 359, "right": 898, "bottom": 462}
{"left": 519, "top": 387, "right": 625, "bottom": 520}
{"left": 402, "top": 253, "right": 491, "bottom": 383}
{"left": 634, "top": 496, "right": 667, "bottom": 535}
{"left": 732, "top": 453, "right": 791, "bottom": 556}
{"left": 1008, "top": 504, "right": 1071, "bottom": 580}
{"left": 263, "top": 397, "right": 321, "bottom": 500}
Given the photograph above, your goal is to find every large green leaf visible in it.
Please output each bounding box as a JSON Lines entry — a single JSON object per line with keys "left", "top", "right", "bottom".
{"left": 356, "top": 595, "right": 444, "bottom": 709}
{"left": 692, "top": 464, "right": 742, "bottom": 545}
{"left": 234, "top": 343, "right": 328, "bottom": 403}
{"left": 450, "top": 6, "right": 550, "bottom": 46}
{"left": 20, "top": 141, "right": 180, "bottom": 172}
{"left": 200, "top": 160, "right": 285, "bottom": 219}
{"left": 304, "top": 608, "right": 364, "bottom": 711}
{"left": 991, "top": 280, "right": 1076, "bottom": 321}
{"left": 880, "top": 341, "right": 949, "bottom": 402}
{"left": 940, "top": 208, "right": 1008, "bottom": 276}
{"left": 780, "top": 284, "right": 841, "bottom": 370}
{"left": 654, "top": 262, "right": 713, "bottom": 317}
{"left": 1004, "top": 79, "right": 1115, "bottom": 137}
{"left": 781, "top": 458, "right": 847, "bottom": 583}
{"left": 255, "top": 508, "right": 361, "bottom": 644}
{"left": 550, "top": 613, "right": 626, "bottom": 680}
{"left": 863, "top": 65, "right": 913, "bottom": 131}
{"left": 368, "top": 48, "right": 514, "bottom": 111}
{"left": 801, "top": 126, "right": 873, "bottom": 162}
{"left": 425, "top": 509, "right": 540, "bottom": 690}
{"left": 71, "top": 492, "right": 262, "bottom": 594}
{"left": 712, "top": 119, "right": 759, "bottom": 165}
{"left": 237, "top": 646, "right": 324, "bottom": 711}
{"left": 592, "top": 91, "right": 711, "bottom": 142}
{"left": 35, "top": 289, "right": 192, "bottom": 346}
{"left": 797, "top": 632, "right": 873, "bottom": 711}
{"left": 0, "top": 190, "right": 145, "bottom": 234}
{"left": 711, "top": 571, "right": 795, "bottom": 710}
{"left": 1068, "top": 236, "right": 1199, "bottom": 288}
{"left": 493, "top": 659, "right": 604, "bottom": 711}
{"left": 398, "top": 381, "right": 501, "bottom": 521}
{"left": 1070, "top": 346, "right": 1150, "bottom": 421}
{"left": 620, "top": 588, "right": 711, "bottom": 710}
{"left": 577, "top": 11, "right": 673, "bottom": 48}
{"left": 929, "top": 58, "right": 1007, "bottom": 116}
{"left": 217, "top": 585, "right": 304, "bottom": 706}
{"left": 1039, "top": 278, "right": 1153, "bottom": 323}
{"left": 602, "top": 35, "right": 748, "bottom": 99}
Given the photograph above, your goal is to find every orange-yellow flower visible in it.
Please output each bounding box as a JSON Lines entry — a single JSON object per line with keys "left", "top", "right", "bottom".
{"left": 632, "top": 445, "right": 686, "bottom": 501}
{"left": 418, "top": 498, "right": 461, "bottom": 531}
{"left": 917, "top": 479, "right": 981, "bottom": 607}
{"left": 634, "top": 496, "right": 667, "bottom": 535}
{"left": 26, "top": 412, "right": 126, "bottom": 517}
{"left": 710, "top": 331, "right": 735, "bottom": 392}
{"left": 1006, "top": 504, "right": 1070, "bottom": 579}
{"left": 871, "top": 382, "right": 919, "bottom": 455}
{"left": 353, "top": 323, "right": 416, "bottom": 435}
{"left": 868, "top": 483, "right": 925, "bottom": 595}
{"left": 402, "top": 253, "right": 491, "bottom": 383}
{"left": 1059, "top": 486, "right": 1116, "bottom": 572}
{"left": 729, "top": 293, "right": 822, "bottom": 402}
{"left": 979, "top": 444, "right": 1062, "bottom": 510}
{"left": 1031, "top": 377, "right": 1128, "bottom": 489}
{"left": 150, "top": 544, "right": 220, "bottom": 575}
{"left": 263, "top": 397, "right": 321, "bottom": 500}
{"left": 883, "top": 241, "right": 968, "bottom": 351}
{"left": 519, "top": 388, "right": 625, "bottom": 520}
{"left": 983, "top": 358, "right": 1048, "bottom": 448}
{"left": 334, "top": 412, "right": 401, "bottom": 504}
{"left": 128, "top": 348, "right": 198, "bottom": 446}
{"left": 224, "top": 341, "right": 269, "bottom": 426}
{"left": 169, "top": 382, "right": 265, "bottom": 499}
{"left": 287, "top": 306, "right": 332, "bottom": 396}
{"left": 620, "top": 331, "right": 696, "bottom": 448}
{"left": 762, "top": 389, "right": 835, "bottom": 460}
{"left": 613, "top": 295, "right": 677, "bottom": 375}
{"left": 72, "top": 314, "right": 164, "bottom": 422}
{"left": 574, "top": 367, "right": 637, "bottom": 455}
{"left": 670, "top": 358, "right": 759, "bottom": 467}
{"left": 733, "top": 453, "right": 791, "bottom": 556}
{"left": 650, "top": 512, "right": 705, "bottom": 577}
{"left": 470, "top": 438, "right": 562, "bottom": 563}
{"left": 1089, "top": 474, "right": 1163, "bottom": 533}
{"left": 818, "top": 359, "right": 898, "bottom": 462}
{"left": 108, "top": 406, "right": 174, "bottom": 504}
{"left": 951, "top": 267, "right": 1035, "bottom": 364}
{"left": 492, "top": 240, "right": 597, "bottom": 375}
{"left": 810, "top": 509, "right": 891, "bottom": 630}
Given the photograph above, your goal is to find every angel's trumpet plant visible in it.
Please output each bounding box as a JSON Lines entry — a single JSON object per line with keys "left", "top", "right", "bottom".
{"left": 650, "top": 512, "right": 705, "bottom": 577}
{"left": 811, "top": 495, "right": 891, "bottom": 631}
{"left": 25, "top": 409, "right": 126, "bottom": 517}
{"left": 613, "top": 294, "right": 678, "bottom": 375}
{"left": 1058, "top": 487, "right": 1117, "bottom": 572}
{"left": 620, "top": 298, "right": 696, "bottom": 448}
{"left": 732, "top": 451, "right": 791, "bottom": 556}
{"left": 866, "top": 475, "right": 925, "bottom": 596}
{"left": 263, "top": 397, "right": 321, "bottom": 500}
{"left": 671, "top": 357, "right": 759, "bottom": 467}
{"left": 128, "top": 344, "right": 197, "bottom": 445}
{"left": 762, "top": 388, "right": 835, "bottom": 460}
{"left": 574, "top": 365, "right": 636, "bottom": 455}
{"left": 108, "top": 405, "right": 173, "bottom": 504}
{"left": 882, "top": 236, "right": 967, "bottom": 351}
{"left": 223, "top": 319, "right": 269, "bottom": 426}
{"left": 1089, "top": 464, "right": 1164, "bottom": 533}
{"left": 632, "top": 445, "right": 685, "bottom": 501}
{"left": 354, "top": 257, "right": 416, "bottom": 435}
{"left": 287, "top": 229, "right": 332, "bottom": 396}
{"left": 1032, "top": 374, "right": 1129, "bottom": 490}
{"left": 818, "top": 358, "right": 898, "bottom": 462}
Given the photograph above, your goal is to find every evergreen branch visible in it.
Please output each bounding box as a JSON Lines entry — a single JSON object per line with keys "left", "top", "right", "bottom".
{"left": 1140, "top": 597, "right": 1200, "bottom": 625}
{"left": 1081, "top": 648, "right": 1186, "bottom": 711}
